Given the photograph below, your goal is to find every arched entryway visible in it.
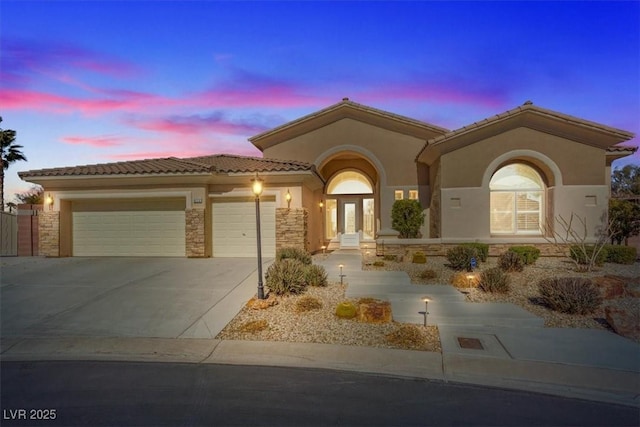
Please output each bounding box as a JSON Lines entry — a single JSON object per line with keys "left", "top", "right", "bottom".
{"left": 319, "top": 153, "right": 379, "bottom": 248}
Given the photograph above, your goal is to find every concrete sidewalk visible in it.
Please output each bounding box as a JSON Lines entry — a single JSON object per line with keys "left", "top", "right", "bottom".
{"left": 2, "top": 252, "right": 639, "bottom": 408}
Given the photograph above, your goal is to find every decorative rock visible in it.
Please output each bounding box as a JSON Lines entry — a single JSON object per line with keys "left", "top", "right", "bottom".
{"left": 451, "top": 272, "right": 480, "bottom": 288}
{"left": 246, "top": 296, "right": 279, "bottom": 310}
{"left": 592, "top": 276, "right": 627, "bottom": 299}
{"left": 605, "top": 299, "right": 640, "bottom": 342}
{"left": 357, "top": 300, "right": 392, "bottom": 323}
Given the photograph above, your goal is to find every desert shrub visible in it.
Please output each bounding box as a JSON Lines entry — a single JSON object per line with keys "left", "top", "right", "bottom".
{"left": 236, "top": 319, "right": 268, "bottom": 333}
{"left": 538, "top": 277, "right": 602, "bottom": 314}
{"left": 385, "top": 325, "right": 425, "bottom": 349}
{"left": 603, "top": 245, "right": 637, "bottom": 264}
{"left": 335, "top": 301, "right": 357, "bottom": 319}
{"left": 295, "top": 295, "right": 323, "bottom": 313}
{"left": 276, "top": 247, "right": 312, "bottom": 265}
{"left": 479, "top": 267, "right": 510, "bottom": 293}
{"left": 419, "top": 269, "right": 438, "bottom": 280}
{"left": 304, "top": 264, "right": 328, "bottom": 287}
{"left": 383, "top": 254, "right": 398, "bottom": 262}
{"left": 569, "top": 245, "right": 608, "bottom": 267}
{"left": 373, "top": 260, "right": 385, "bottom": 267}
{"left": 265, "top": 259, "right": 307, "bottom": 296}
{"left": 412, "top": 251, "right": 427, "bottom": 264}
{"left": 508, "top": 246, "right": 541, "bottom": 265}
{"left": 391, "top": 199, "right": 425, "bottom": 238}
{"left": 445, "top": 245, "right": 478, "bottom": 271}
{"left": 461, "top": 243, "right": 489, "bottom": 262}
{"left": 498, "top": 251, "right": 524, "bottom": 272}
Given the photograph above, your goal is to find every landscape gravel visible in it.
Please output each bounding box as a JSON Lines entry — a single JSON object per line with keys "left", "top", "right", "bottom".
{"left": 217, "top": 252, "right": 638, "bottom": 350}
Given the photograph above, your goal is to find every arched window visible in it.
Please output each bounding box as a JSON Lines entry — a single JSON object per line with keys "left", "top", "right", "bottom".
{"left": 326, "top": 171, "right": 373, "bottom": 195}
{"left": 490, "top": 164, "right": 544, "bottom": 234}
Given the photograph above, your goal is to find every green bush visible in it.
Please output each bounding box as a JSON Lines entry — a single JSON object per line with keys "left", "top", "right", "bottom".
{"left": 276, "top": 247, "right": 312, "bottom": 265}
{"left": 569, "top": 245, "right": 608, "bottom": 266}
{"left": 335, "top": 301, "right": 357, "bottom": 319}
{"left": 538, "top": 277, "right": 602, "bottom": 314}
{"left": 412, "top": 251, "right": 427, "bottom": 264}
{"left": 603, "top": 245, "right": 637, "bottom": 264}
{"left": 479, "top": 267, "right": 510, "bottom": 293}
{"left": 391, "top": 199, "right": 425, "bottom": 238}
{"left": 508, "top": 246, "right": 540, "bottom": 265}
{"left": 265, "top": 259, "right": 308, "bottom": 296}
{"left": 445, "top": 245, "right": 478, "bottom": 271}
{"left": 373, "top": 260, "right": 385, "bottom": 267}
{"left": 498, "top": 251, "right": 524, "bottom": 272}
{"left": 461, "top": 243, "right": 489, "bottom": 262}
{"left": 304, "top": 264, "right": 328, "bottom": 287}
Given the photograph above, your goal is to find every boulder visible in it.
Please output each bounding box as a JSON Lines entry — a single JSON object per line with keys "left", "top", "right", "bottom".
{"left": 592, "top": 276, "right": 627, "bottom": 299}
{"left": 358, "top": 300, "right": 392, "bottom": 323}
{"left": 604, "top": 299, "right": 640, "bottom": 342}
{"left": 246, "top": 296, "right": 278, "bottom": 310}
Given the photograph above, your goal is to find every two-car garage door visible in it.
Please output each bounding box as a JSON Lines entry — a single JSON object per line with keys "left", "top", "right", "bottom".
{"left": 72, "top": 199, "right": 186, "bottom": 257}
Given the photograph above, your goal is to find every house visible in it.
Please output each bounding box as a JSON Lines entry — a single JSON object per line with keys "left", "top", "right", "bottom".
{"left": 19, "top": 99, "right": 637, "bottom": 258}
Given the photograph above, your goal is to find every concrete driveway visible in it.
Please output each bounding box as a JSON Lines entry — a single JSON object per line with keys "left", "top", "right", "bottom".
{"left": 1, "top": 257, "right": 263, "bottom": 339}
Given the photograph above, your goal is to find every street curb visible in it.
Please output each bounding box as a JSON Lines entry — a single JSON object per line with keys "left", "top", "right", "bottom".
{"left": 1, "top": 337, "right": 638, "bottom": 408}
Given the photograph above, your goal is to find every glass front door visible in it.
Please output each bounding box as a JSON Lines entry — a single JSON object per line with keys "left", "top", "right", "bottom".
{"left": 343, "top": 202, "right": 357, "bottom": 234}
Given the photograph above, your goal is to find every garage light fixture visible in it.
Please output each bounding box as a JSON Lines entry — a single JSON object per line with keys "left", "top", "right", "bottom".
{"left": 285, "top": 189, "right": 292, "bottom": 208}
{"left": 46, "top": 194, "right": 54, "bottom": 210}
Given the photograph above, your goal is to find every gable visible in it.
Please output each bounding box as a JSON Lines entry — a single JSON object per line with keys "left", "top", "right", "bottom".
{"left": 250, "top": 98, "right": 448, "bottom": 152}
{"left": 418, "top": 102, "right": 635, "bottom": 166}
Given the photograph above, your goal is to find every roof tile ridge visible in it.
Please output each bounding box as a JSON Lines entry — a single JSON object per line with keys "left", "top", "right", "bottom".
{"left": 170, "top": 156, "right": 215, "bottom": 170}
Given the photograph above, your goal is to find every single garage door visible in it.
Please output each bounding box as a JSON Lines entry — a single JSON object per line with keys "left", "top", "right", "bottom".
{"left": 72, "top": 199, "right": 186, "bottom": 256}
{"left": 212, "top": 197, "right": 276, "bottom": 257}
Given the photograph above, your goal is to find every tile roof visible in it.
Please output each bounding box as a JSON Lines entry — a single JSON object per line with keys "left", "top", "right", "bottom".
{"left": 606, "top": 145, "right": 638, "bottom": 153}
{"left": 19, "top": 154, "right": 315, "bottom": 179}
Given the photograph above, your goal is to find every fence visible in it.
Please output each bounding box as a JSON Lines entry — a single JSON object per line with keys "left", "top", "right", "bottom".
{"left": 0, "top": 211, "right": 18, "bottom": 256}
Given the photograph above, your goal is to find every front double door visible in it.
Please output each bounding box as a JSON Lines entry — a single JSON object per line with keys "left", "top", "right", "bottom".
{"left": 325, "top": 196, "right": 375, "bottom": 241}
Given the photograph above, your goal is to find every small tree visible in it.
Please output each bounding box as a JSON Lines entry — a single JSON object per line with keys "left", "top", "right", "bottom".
{"left": 391, "top": 199, "right": 425, "bottom": 238}
{"left": 542, "top": 212, "right": 616, "bottom": 272}
{"left": 1, "top": 117, "right": 27, "bottom": 211}
{"left": 14, "top": 185, "right": 44, "bottom": 205}
{"left": 611, "top": 164, "right": 640, "bottom": 197}
{"left": 609, "top": 198, "right": 640, "bottom": 245}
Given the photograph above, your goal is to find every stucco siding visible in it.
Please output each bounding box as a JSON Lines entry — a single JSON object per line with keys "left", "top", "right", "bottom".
{"left": 440, "top": 127, "right": 605, "bottom": 188}
{"left": 263, "top": 118, "right": 424, "bottom": 186}
{"left": 441, "top": 188, "right": 491, "bottom": 239}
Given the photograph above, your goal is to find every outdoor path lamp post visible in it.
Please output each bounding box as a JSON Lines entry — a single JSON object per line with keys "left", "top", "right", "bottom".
{"left": 252, "top": 173, "right": 265, "bottom": 299}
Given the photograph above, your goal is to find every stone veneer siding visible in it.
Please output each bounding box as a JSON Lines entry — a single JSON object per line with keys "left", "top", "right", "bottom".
{"left": 185, "top": 208, "right": 206, "bottom": 257}
{"left": 276, "top": 208, "right": 308, "bottom": 252}
{"left": 377, "top": 242, "right": 568, "bottom": 258}
{"left": 39, "top": 211, "right": 60, "bottom": 257}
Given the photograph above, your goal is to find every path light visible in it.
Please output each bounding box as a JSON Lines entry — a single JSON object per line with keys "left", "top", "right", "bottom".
{"left": 252, "top": 173, "right": 265, "bottom": 299}
{"left": 419, "top": 297, "right": 430, "bottom": 326}
{"left": 466, "top": 273, "right": 476, "bottom": 288}
{"left": 321, "top": 245, "right": 326, "bottom": 254}
{"left": 339, "top": 264, "right": 345, "bottom": 285}
{"left": 285, "top": 189, "right": 292, "bottom": 208}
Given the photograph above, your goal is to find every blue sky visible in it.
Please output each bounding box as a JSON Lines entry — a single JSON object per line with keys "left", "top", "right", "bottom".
{"left": 1, "top": 1, "right": 638, "bottom": 200}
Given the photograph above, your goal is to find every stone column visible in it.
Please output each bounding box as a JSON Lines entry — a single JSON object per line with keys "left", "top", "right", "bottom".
{"left": 276, "top": 208, "right": 308, "bottom": 252}
{"left": 39, "top": 211, "right": 60, "bottom": 257}
{"left": 185, "top": 208, "right": 206, "bottom": 257}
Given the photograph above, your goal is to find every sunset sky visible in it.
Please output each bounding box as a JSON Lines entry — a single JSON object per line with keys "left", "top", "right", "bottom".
{"left": 1, "top": 1, "right": 638, "bottom": 200}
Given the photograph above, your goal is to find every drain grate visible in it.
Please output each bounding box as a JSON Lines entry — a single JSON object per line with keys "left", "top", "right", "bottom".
{"left": 457, "top": 337, "right": 484, "bottom": 350}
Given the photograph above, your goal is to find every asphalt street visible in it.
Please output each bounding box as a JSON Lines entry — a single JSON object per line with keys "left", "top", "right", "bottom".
{"left": 1, "top": 361, "right": 638, "bottom": 427}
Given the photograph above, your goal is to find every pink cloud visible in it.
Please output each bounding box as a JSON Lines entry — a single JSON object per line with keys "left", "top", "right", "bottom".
{"left": 125, "top": 112, "right": 271, "bottom": 136}
{"left": 61, "top": 135, "right": 124, "bottom": 147}
{"left": 0, "top": 88, "right": 182, "bottom": 116}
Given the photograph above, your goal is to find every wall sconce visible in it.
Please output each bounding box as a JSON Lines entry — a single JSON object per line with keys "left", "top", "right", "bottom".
{"left": 46, "top": 194, "right": 54, "bottom": 210}
{"left": 319, "top": 201, "right": 324, "bottom": 211}
{"left": 285, "top": 189, "right": 292, "bottom": 208}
